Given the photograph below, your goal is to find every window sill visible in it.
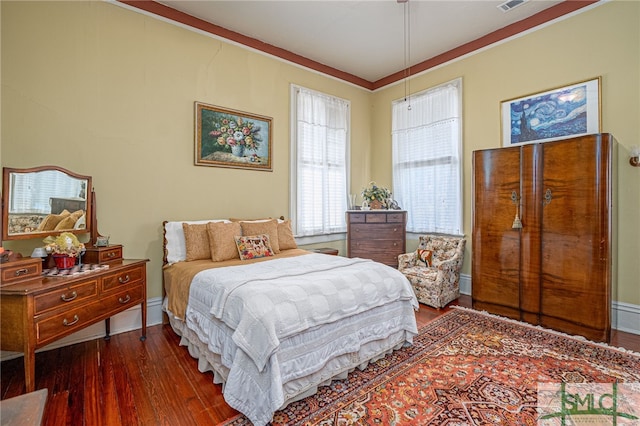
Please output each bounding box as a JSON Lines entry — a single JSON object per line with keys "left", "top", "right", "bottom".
{"left": 295, "top": 232, "right": 346, "bottom": 246}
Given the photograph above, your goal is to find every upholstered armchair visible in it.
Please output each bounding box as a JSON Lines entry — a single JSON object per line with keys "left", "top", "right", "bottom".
{"left": 398, "top": 234, "right": 466, "bottom": 309}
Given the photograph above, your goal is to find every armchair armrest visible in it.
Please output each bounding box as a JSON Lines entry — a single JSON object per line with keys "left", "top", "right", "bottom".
{"left": 398, "top": 252, "right": 418, "bottom": 271}
{"left": 432, "top": 252, "right": 460, "bottom": 268}
{"left": 434, "top": 257, "right": 459, "bottom": 272}
{"left": 433, "top": 254, "right": 464, "bottom": 285}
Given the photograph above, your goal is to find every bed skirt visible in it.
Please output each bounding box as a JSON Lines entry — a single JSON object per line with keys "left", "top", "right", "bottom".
{"left": 164, "top": 299, "right": 416, "bottom": 425}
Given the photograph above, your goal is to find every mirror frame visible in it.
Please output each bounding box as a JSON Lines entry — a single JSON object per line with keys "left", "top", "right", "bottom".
{"left": 2, "top": 165, "right": 92, "bottom": 241}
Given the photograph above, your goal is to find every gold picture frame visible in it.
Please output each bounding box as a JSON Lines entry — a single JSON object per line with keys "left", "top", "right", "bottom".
{"left": 195, "top": 102, "right": 273, "bottom": 171}
{"left": 501, "top": 77, "right": 601, "bottom": 147}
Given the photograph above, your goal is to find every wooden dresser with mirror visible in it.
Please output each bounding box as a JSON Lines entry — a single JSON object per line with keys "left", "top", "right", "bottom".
{"left": 1, "top": 165, "right": 148, "bottom": 392}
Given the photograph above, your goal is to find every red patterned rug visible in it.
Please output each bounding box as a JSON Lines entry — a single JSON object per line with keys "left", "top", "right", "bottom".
{"left": 223, "top": 308, "right": 640, "bottom": 425}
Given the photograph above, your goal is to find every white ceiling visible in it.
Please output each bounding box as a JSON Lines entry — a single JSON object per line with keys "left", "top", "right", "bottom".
{"left": 156, "top": 0, "right": 568, "bottom": 83}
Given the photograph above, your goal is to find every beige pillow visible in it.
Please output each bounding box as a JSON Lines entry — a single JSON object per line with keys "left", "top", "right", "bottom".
{"left": 277, "top": 220, "right": 298, "bottom": 250}
{"left": 37, "top": 210, "right": 71, "bottom": 231}
{"left": 70, "top": 209, "right": 85, "bottom": 220}
{"left": 240, "top": 219, "right": 280, "bottom": 253}
{"left": 182, "top": 223, "right": 211, "bottom": 261}
{"left": 229, "top": 217, "right": 271, "bottom": 222}
{"left": 207, "top": 221, "right": 242, "bottom": 262}
{"left": 54, "top": 215, "right": 78, "bottom": 230}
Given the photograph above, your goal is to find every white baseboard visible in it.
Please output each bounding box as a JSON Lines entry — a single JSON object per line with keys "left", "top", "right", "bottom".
{"left": 460, "top": 273, "right": 639, "bottom": 335}
{"left": 460, "top": 273, "right": 472, "bottom": 296}
{"left": 612, "top": 300, "right": 640, "bottom": 335}
{"left": 2, "top": 287, "right": 637, "bottom": 362}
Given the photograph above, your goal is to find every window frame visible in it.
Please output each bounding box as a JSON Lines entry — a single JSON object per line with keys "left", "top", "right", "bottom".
{"left": 391, "top": 77, "right": 464, "bottom": 236}
{"left": 289, "top": 84, "right": 351, "bottom": 244}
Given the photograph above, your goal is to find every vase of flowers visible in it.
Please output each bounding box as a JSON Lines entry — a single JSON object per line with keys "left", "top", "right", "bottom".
{"left": 44, "top": 232, "right": 85, "bottom": 269}
{"left": 361, "top": 182, "right": 392, "bottom": 210}
{"left": 231, "top": 144, "right": 245, "bottom": 157}
{"left": 207, "top": 115, "right": 262, "bottom": 157}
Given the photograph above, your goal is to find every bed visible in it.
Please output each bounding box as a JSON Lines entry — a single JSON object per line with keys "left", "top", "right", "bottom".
{"left": 162, "top": 218, "right": 419, "bottom": 425}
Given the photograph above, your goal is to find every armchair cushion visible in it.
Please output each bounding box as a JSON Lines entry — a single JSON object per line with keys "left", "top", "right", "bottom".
{"left": 398, "top": 234, "right": 466, "bottom": 308}
{"left": 417, "top": 249, "right": 433, "bottom": 267}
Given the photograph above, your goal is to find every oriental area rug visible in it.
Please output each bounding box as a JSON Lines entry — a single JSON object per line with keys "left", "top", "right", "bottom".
{"left": 223, "top": 308, "right": 640, "bottom": 426}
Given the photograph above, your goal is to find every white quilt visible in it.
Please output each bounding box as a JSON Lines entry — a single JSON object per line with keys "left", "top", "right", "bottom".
{"left": 183, "top": 253, "right": 418, "bottom": 425}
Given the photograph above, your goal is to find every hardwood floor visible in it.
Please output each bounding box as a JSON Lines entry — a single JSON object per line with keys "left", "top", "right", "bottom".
{"left": 1, "top": 295, "right": 638, "bottom": 425}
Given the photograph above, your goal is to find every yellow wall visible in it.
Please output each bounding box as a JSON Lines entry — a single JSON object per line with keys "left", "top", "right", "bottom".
{"left": 371, "top": 1, "right": 640, "bottom": 305}
{"left": 1, "top": 1, "right": 371, "bottom": 297}
{"left": 2, "top": 1, "right": 638, "bottom": 305}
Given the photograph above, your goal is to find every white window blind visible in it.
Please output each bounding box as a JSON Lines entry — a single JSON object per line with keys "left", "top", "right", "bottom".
{"left": 291, "top": 85, "right": 349, "bottom": 237}
{"left": 9, "top": 171, "right": 83, "bottom": 214}
{"left": 392, "top": 78, "right": 463, "bottom": 235}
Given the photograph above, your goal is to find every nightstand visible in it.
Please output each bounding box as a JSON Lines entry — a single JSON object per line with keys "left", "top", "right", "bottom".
{"left": 309, "top": 247, "right": 339, "bottom": 256}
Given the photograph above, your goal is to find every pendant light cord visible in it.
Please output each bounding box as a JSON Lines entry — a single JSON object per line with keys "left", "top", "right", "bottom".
{"left": 403, "top": 1, "right": 412, "bottom": 110}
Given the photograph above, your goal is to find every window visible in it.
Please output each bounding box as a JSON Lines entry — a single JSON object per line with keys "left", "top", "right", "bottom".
{"left": 9, "top": 171, "right": 83, "bottom": 214}
{"left": 290, "top": 85, "right": 350, "bottom": 239}
{"left": 392, "top": 78, "right": 463, "bottom": 235}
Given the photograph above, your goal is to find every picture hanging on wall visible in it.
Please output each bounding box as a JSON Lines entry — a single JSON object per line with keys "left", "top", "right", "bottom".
{"left": 501, "top": 77, "right": 601, "bottom": 147}
{"left": 195, "top": 102, "right": 273, "bottom": 171}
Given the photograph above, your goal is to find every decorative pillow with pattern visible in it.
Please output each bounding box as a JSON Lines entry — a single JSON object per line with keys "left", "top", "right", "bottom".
{"left": 417, "top": 249, "right": 433, "bottom": 267}
{"left": 235, "top": 234, "right": 275, "bottom": 260}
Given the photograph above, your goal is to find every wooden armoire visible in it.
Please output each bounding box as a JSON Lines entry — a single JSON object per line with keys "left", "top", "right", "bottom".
{"left": 472, "top": 133, "right": 616, "bottom": 343}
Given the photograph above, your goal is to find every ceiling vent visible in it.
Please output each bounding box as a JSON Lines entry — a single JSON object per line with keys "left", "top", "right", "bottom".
{"left": 497, "top": 0, "right": 528, "bottom": 12}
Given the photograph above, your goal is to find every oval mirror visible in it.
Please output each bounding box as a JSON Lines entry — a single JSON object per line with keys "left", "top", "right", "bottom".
{"left": 2, "top": 166, "right": 92, "bottom": 241}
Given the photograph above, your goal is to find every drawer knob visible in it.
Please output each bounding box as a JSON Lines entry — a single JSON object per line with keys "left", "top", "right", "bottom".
{"left": 60, "top": 291, "right": 78, "bottom": 302}
{"left": 107, "top": 252, "right": 116, "bottom": 258}
{"left": 63, "top": 315, "right": 79, "bottom": 327}
{"left": 118, "top": 295, "right": 131, "bottom": 304}
{"left": 14, "top": 268, "right": 29, "bottom": 276}
{"left": 118, "top": 275, "right": 130, "bottom": 284}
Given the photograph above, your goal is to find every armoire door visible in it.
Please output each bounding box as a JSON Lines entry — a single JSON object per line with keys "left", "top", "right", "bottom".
{"left": 471, "top": 146, "right": 522, "bottom": 319}
{"left": 536, "top": 135, "right": 613, "bottom": 342}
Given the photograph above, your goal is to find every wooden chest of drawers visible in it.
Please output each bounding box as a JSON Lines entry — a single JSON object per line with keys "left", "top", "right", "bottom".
{"left": 347, "top": 210, "right": 407, "bottom": 267}
{"left": 0, "top": 259, "right": 148, "bottom": 392}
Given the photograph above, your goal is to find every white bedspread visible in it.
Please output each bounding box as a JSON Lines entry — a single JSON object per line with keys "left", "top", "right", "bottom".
{"left": 183, "top": 253, "right": 418, "bottom": 425}
{"left": 189, "top": 253, "right": 418, "bottom": 372}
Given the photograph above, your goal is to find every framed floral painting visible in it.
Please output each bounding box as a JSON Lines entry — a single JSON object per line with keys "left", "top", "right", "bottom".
{"left": 501, "top": 77, "right": 601, "bottom": 147}
{"left": 195, "top": 102, "right": 273, "bottom": 171}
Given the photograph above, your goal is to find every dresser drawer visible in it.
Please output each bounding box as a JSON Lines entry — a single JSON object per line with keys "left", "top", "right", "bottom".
{"left": 0, "top": 258, "right": 42, "bottom": 286}
{"left": 364, "top": 214, "right": 387, "bottom": 223}
{"left": 348, "top": 213, "right": 366, "bottom": 223}
{"left": 350, "top": 239, "right": 403, "bottom": 254}
{"left": 84, "top": 245, "right": 123, "bottom": 264}
{"left": 36, "top": 298, "right": 106, "bottom": 345}
{"left": 386, "top": 213, "right": 405, "bottom": 223}
{"left": 34, "top": 280, "right": 98, "bottom": 314}
{"left": 101, "top": 264, "right": 145, "bottom": 292}
{"left": 349, "top": 223, "right": 405, "bottom": 240}
{"left": 35, "top": 285, "right": 144, "bottom": 345}
{"left": 102, "top": 286, "right": 144, "bottom": 312}
{"left": 350, "top": 240, "right": 404, "bottom": 267}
